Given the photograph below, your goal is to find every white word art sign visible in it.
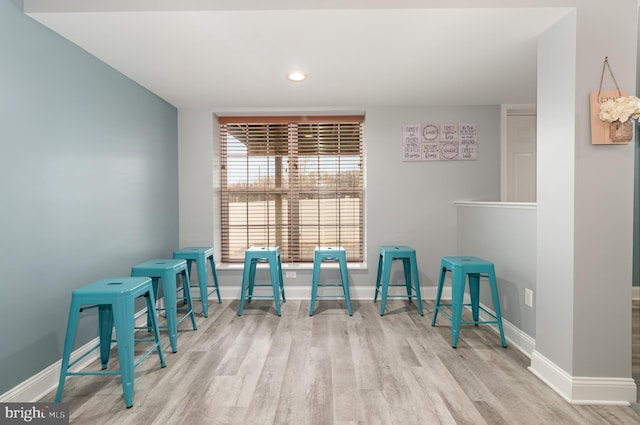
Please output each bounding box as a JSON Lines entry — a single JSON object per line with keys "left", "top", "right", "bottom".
{"left": 402, "top": 122, "right": 477, "bottom": 161}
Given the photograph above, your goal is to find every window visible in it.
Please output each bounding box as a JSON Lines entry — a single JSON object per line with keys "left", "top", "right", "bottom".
{"left": 219, "top": 115, "right": 364, "bottom": 263}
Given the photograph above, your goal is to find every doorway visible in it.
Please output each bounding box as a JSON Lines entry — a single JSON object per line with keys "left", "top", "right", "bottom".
{"left": 501, "top": 104, "right": 537, "bottom": 202}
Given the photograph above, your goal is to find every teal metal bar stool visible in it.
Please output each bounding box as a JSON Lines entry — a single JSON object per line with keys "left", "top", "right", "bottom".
{"left": 432, "top": 256, "right": 507, "bottom": 348}
{"left": 55, "top": 277, "right": 166, "bottom": 408}
{"left": 309, "top": 246, "right": 352, "bottom": 316}
{"left": 172, "top": 247, "right": 221, "bottom": 318}
{"left": 374, "top": 245, "right": 424, "bottom": 316}
{"left": 131, "top": 259, "right": 197, "bottom": 352}
{"left": 238, "top": 246, "right": 285, "bottom": 316}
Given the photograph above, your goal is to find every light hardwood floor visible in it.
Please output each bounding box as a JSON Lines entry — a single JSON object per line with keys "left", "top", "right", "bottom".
{"left": 42, "top": 299, "right": 640, "bottom": 425}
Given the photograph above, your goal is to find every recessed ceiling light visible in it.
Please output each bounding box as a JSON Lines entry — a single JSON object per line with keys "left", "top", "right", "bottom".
{"left": 288, "top": 72, "right": 306, "bottom": 82}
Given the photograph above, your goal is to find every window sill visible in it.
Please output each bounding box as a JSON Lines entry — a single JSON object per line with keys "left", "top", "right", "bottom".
{"left": 216, "top": 262, "right": 368, "bottom": 271}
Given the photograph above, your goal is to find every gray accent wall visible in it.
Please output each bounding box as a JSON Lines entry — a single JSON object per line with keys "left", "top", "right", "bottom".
{"left": 535, "top": 7, "right": 578, "bottom": 376}
{"left": 534, "top": 1, "right": 635, "bottom": 388}
{"left": 0, "top": 0, "right": 178, "bottom": 395}
{"left": 570, "top": 2, "right": 634, "bottom": 379}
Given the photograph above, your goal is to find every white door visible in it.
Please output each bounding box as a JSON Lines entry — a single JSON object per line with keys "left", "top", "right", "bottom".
{"left": 506, "top": 113, "right": 537, "bottom": 202}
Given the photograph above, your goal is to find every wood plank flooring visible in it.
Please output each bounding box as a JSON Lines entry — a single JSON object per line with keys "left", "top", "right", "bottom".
{"left": 41, "top": 299, "right": 640, "bottom": 425}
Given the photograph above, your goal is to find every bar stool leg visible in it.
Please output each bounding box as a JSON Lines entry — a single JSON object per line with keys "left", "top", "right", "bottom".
{"left": 488, "top": 271, "right": 507, "bottom": 347}
{"left": 98, "top": 305, "right": 114, "bottom": 369}
{"left": 181, "top": 259, "right": 194, "bottom": 305}
{"left": 309, "top": 251, "right": 321, "bottom": 316}
{"left": 373, "top": 252, "right": 383, "bottom": 302}
{"left": 248, "top": 259, "right": 258, "bottom": 302}
{"left": 403, "top": 258, "right": 412, "bottom": 302}
{"left": 192, "top": 257, "right": 209, "bottom": 317}
{"left": 208, "top": 254, "right": 222, "bottom": 304}
{"left": 450, "top": 271, "right": 467, "bottom": 348}
{"left": 432, "top": 267, "right": 447, "bottom": 325}
{"left": 409, "top": 254, "right": 424, "bottom": 316}
{"left": 55, "top": 299, "right": 80, "bottom": 403}
{"left": 269, "top": 257, "right": 282, "bottom": 316}
{"left": 339, "top": 255, "right": 353, "bottom": 316}
{"left": 113, "top": 297, "right": 136, "bottom": 408}
{"left": 468, "top": 273, "right": 480, "bottom": 324}
{"left": 146, "top": 277, "right": 161, "bottom": 331}
{"left": 276, "top": 254, "right": 286, "bottom": 303}
{"left": 379, "top": 254, "right": 393, "bottom": 316}
{"left": 181, "top": 270, "right": 198, "bottom": 330}
{"left": 146, "top": 292, "right": 166, "bottom": 367}
{"left": 163, "top": 275, "right": 179, "bottom": 353}
{"left": 238, "top": 258, "right": 252, "bottom": 316}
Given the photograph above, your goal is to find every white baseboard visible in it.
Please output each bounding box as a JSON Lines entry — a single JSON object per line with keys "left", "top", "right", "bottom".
{"left": 218, "top": 284, "right": 451, "bottom": 301}
{"left": 633, "top": 286, "right": 639, "bottom": 300}
{"left": 529, "top": 350, "right": 637, "bottom": 406}
{"left": 476, "top": 303, "right": 536, "bottom": 358}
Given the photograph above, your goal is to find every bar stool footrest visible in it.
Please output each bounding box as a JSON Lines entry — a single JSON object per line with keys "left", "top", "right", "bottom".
{"left": 63, "top": 338, "right": 164, "bottom": 376}
{"left": 65, "top": 343, "right": 102, "bottom": 371}
{"left": 434, "top": 304, "right": 501, "bottom": 325}
{"left": 188, "top": 286, "right": 220, "bottom": 301}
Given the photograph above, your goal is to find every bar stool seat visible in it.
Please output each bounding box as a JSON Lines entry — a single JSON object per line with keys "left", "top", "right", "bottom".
{"left": 55, "top": 277, "right": 166, "bottom": 408}
{"left": 432, "top": 256, "right": 507, "bottom": 348}
{"left": 238, "top": 246, "right": 285, "bottom": 316}
{"left": 172, "top": 247, "right": 222, "bottom": 318}
{"left": 374, "top": 245, "right": 424, "bottom": 316}
{"left": 309, "top": 246, "right": 352, "bottom": 316}
{"left": 131, "top": 259, "right": 197, "bottom": 352}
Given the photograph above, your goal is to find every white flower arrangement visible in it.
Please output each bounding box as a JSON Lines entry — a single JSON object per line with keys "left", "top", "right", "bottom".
{"left": 599, "top": 95, "right": 640, "bottom": 123}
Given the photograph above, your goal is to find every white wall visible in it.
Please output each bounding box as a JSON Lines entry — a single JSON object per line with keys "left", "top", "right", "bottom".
{"left": 571, "top": 0, "right": 636, "bottom": 379}
{"left": 531, "top": 0, "right": 637, "bottom": 404}
{"left": 535, "top": 8, "right": 577, "bottom": 375}
{"left": 178, "top": 109, "right": 216, "bottom": 247}
{"left": 178, "top": 105, "right": 501, "bottom": 293}
{"left": 363, "top": 106, "right": 501, "bottom": 288}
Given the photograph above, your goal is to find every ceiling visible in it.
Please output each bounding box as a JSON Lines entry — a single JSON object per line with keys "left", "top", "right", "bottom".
{"left": 24, "top": 1, "right": 572, "bottom": 111}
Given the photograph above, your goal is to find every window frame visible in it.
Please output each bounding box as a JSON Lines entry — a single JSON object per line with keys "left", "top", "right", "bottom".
{"left": 218, "top": 115, "right": 365, "bottom": 264}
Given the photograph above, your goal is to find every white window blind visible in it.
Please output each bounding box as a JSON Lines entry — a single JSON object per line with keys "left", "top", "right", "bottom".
{"left": 219, "top": 116, "right": 364, "bottom": 263}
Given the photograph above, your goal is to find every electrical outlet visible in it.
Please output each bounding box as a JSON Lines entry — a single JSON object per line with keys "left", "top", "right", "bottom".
{"left": 524, "top": 288, "right": 533, "bottom": 307}
{"left": 285, "top": 271, "right": 297, "bottom": 278}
